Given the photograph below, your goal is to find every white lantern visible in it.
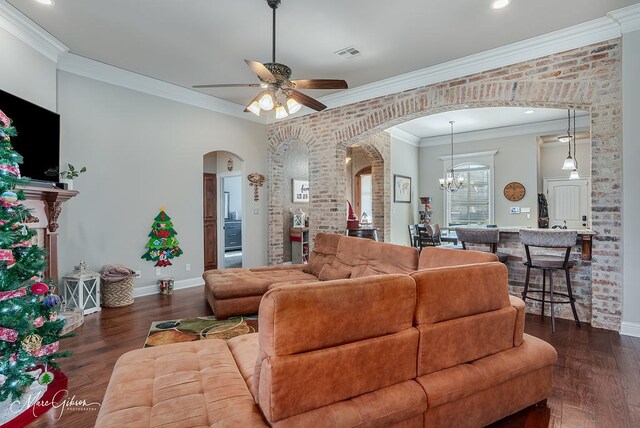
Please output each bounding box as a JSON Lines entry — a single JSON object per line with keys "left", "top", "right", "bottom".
{"left": 62, "top": 261, "right": 101, "bottom": 315}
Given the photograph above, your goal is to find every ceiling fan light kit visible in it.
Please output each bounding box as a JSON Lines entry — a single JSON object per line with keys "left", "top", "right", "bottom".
{"left": 193, "top": 0, "right": 348, "bottom": 119}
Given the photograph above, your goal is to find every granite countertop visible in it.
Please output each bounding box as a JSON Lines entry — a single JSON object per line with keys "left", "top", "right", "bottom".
{"left": 497, "top": 227, "right": 596, "bottom": 235}
{"left": 443, "top": 226, "right": 596, "bottom": 235}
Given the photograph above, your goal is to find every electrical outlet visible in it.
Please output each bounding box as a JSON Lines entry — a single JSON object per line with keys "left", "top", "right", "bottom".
{"left": 186, "top": 264, "right": 191, "bottom": 272}
{"left": 254, "top": 208, "right": 260, "bottom": 215}
{"left": 526, "top": 214, "right": 531, "bottom": 219}
{"left": 155, "top": 267, "right": 161, "bottom": 276}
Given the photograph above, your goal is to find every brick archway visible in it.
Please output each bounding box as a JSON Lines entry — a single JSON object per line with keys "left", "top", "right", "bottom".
{"left": 267, "top": 40, "right": 622, "bottom": 330}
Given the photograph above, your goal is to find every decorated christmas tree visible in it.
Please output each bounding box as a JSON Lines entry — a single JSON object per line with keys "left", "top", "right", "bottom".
{"left": 0, "top": 110, "right": 68, "bottom": 402}
{"left": 141, "top": 209, "right": 183, "bottom": 267}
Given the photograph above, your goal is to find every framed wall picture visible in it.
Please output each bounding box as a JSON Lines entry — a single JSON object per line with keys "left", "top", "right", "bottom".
{"left": 394, "top": 174, "right": 412, "bottom": 203}
{"left": 292, "top": 179, "right": 309, "bottom": 203}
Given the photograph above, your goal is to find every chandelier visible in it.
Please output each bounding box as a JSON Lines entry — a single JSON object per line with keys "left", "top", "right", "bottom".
{"left": 439, "top": 121, "right": 464, "bottom": 192}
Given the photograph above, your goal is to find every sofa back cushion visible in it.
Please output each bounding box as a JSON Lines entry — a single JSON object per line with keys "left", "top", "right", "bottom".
{"left": 418, "top": 246, "right": 498, "bottom": 270}
{"left": 333, "top": 236, "right": 419, "bottom": 278}
{"left": 303, "top": 233, "right": 341, "bottom": 276}
{"left": 410, "top": 262, "right": 515, "bottom": 375}
{"left": 256, "top": 274, "right": 419, "bottom": 422}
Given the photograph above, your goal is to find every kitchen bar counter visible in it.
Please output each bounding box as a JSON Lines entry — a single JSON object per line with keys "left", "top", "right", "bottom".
{"left": 447, "top": 225, "right": 595, "bottom": 324}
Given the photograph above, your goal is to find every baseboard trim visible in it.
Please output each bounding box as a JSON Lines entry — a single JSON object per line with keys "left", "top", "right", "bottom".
{"left": 133, "top": 277, "right": 204, "bottom": 298}
{"left": 620, "top": 321, "right": 640, "bottom": 337}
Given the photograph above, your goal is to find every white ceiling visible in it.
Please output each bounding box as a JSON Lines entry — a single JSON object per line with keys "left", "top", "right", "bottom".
{"left": 395, "top": 107, "right": 590, "bottom": 140}
{"left": 5, "top": 0, "right": 638, "bottom": 109}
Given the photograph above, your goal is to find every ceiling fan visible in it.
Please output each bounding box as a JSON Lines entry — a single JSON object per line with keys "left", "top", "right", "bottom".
{"left": 193, "top": 0, "right": 348, "bottom": 118}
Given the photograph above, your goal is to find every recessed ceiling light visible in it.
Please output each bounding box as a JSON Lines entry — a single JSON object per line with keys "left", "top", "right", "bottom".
{"left": 490, "top": 0, "right": 510, "bottom": 10}
{"left": 524, "top": 109, "right": 535, "bottom": 114}
{"left": 35, "top": 0, "right": 54, "bottom": 4}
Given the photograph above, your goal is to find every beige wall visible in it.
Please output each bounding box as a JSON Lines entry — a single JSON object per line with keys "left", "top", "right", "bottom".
{"left": 539, "top": 138, "right": 591, "bottom": 185}
{"left": 56, "top": 71, "right": 267, "bottom": 291}
{"left": 419, "top": 133, "right": 539, "bottom": 228}
{"left": 0, "top": 27, "right": 57, "bottom": 112}
{"left": 390, "top": 136, "right": 419, "bottom": 245}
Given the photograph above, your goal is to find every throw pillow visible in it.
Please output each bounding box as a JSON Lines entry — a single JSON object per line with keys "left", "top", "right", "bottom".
{"left": 318, "top": 264, "right": 352, "bottom": 281}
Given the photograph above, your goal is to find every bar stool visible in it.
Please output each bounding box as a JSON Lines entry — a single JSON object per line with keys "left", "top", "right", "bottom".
{"left": 408, "top": 224, "right": 420, "bottom": 248}
{"left": 519, "top": 229, "right": 581, "bottom": 332}
{"left": 455, "top": 227, "right": 509, "bottom": 263}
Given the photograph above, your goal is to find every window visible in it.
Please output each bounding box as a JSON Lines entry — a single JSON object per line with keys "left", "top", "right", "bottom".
{"left": 449, "top": 163, "right": 490, "bottom": 225}
{"left": 440, "top": 150, "right": 496, "bottom": 226}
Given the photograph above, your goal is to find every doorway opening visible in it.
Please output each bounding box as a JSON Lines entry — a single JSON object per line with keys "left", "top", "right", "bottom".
{"left": 203, "top": 151, "right": 244, "bottom": 270}
{"left": 221, "top": 175, "right": 243, "bottom": 268}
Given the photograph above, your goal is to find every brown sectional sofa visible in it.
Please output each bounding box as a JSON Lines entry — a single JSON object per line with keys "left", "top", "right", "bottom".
{"left": 97, "top": 259, "right": 557, "bottom": 427}
{"left": 204, "top": 233, "right": 496, "bottom": 319}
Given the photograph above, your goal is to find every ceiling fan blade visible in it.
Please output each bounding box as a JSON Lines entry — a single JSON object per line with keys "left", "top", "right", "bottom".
{"left": 193, "top": 83, "right": 262, "bottom": 89}
{"left": 289, "top": 90, "right": 327, "bottom": 112}
{"left": 291, "top": 79, "right": 348, "bottom": 90}
{"left": 245, "top": 59, "right": 276, "bottom": 83}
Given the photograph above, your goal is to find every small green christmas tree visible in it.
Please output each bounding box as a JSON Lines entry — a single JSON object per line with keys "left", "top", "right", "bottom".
{"left": 141, "top": 209, "right": 183, "bottom": 267}
{"left": 0, "top": 110, "right": 69, "bottom": 402}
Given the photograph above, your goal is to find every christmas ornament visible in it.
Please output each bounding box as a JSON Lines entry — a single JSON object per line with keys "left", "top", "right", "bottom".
{"left": 13, "top": 240, "right": 31, "bottom": 248}
{"left": 0, "top": 248, "right": 14, "bottom": 261}
{"left": 43, "top": 294, "right": 61, "bottom": 309}
{"left": 0, "top": 326, "right": 19, "bottom": 342}
{"left": 0, "top": 374, "right": 6, "bottom": 387}
{"left": 33, "top": 316, "right": 45, "bottom": 327}
{"left": 0, "top": 163, "right": 20, "bottom": 177}
{"left": 0, "top": 110, "right": 9, "bottom": 127}
{"left": 38, "top": 371, "right": 54, "bottom": 386}
{"left": 1, "top": 190, "right": 17, "bottom": 203}
{"left": 30, "top": 282, "right": 49, "bottom": 295}
{"left": 21, "top": 333, "right": 43, "bottom": 353}
{"left": 34, "top": 341, "right": 59, "bottom": 357}
{"left": 0, "top": 287, "right": 26, "bottom": 301}
{"left": 49, "top": 312, "right": 58, "bottom": 321}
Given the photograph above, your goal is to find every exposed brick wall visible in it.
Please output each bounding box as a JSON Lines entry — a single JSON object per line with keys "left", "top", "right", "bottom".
{"left": 267, "top": 39, "right": 622, "bottom": 330}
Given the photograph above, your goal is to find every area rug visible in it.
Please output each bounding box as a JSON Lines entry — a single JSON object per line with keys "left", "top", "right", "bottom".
{"left": 144, "top": 315, "right": 258, "bottom": 348}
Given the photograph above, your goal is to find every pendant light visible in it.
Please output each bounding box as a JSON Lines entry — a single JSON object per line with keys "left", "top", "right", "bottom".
{"left": 569, "top": 109, "right": 580, "bottom": 179}
{"left": 439, "top": 121, "right": 464, "bottom": 192}
{"left": 560, "top": 109, "right": 576, "bottom": 170}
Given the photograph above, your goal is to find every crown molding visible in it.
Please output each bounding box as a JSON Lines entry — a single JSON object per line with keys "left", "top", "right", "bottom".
{"left": 318, "top": 16, "right": 622, "bottom": 111}
{"left": 57, "top": 53, "right": 264, "bottom": 123}
{"left": 418, "top": 117, "right": 591, "bottom": 147}
{"left": 438, "top": 150, "right": 498, "bottom": 162}
{"left": 608, "top": 3, "right": 640, "bottom": 33}
{"left": 386, "top": 127, "right": 420, "bottom": 147}
{"left": 0, "top": 0, "right": 68, "bottom": 62}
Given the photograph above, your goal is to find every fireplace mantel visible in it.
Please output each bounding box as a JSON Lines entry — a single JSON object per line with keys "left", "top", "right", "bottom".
{"left": 20, "top": 185, "right": 78, "bottom": 280}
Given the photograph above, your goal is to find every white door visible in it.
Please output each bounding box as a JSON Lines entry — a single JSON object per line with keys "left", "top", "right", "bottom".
{"left": 543, "top": 178, "right": 590, "bottom": 229}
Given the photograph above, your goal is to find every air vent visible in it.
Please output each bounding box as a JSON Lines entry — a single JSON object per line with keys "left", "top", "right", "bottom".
{"left": 335, "top": 46, "right": 362, "bottom": 60}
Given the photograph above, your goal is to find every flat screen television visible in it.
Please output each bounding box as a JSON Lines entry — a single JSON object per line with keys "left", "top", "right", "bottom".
{"left": 0, "top": 89, "right": 60, "bottom": 183}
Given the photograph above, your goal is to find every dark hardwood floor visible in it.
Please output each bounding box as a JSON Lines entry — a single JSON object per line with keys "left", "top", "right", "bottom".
{"left": 25, "top": 287, "right": 640, "bottom": 427}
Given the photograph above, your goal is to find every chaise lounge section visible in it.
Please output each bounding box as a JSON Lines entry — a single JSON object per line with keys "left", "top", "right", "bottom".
{"left": 204, "top": 233, "right": 497, "bottom": 319}
{"left": 97, "top": 261, "right": 557, "bottom": 427}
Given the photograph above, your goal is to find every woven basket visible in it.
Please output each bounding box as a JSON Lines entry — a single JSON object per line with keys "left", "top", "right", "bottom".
{"left": 101, "top": 277, "right": 135, "bottom": 307}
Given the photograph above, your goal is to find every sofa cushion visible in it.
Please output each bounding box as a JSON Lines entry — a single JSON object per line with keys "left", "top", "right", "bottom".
{"left": 95, "top": 340, "right": 267, "bottom": 427}
{"left": 255, "top": 274, "right": 420, "bottom": 422}
{"left": 270, "top": 380, "right": 426, "bottom": 428}
{"left": 208, "top": 269, "right": 318, "bottom": 300}
{"left": 228, "top": 333, "right": 260, "bottom": 401}
{"left": 259, "top": 329, "right": 419, "bottom": 422}
{"left": 416, "top": 334, "right": 557, "bottom": 408}
{"left": 303, "top": 233, "right": 341, "bottom": 276}
{"left": 411, "top": 262, "right": 510, "bottom": 325}
{"left": 259, "top": 274, "right": 417, "bottom": 356}
{"left": 317, "top": 263, "right": 352, "bottom": 281}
